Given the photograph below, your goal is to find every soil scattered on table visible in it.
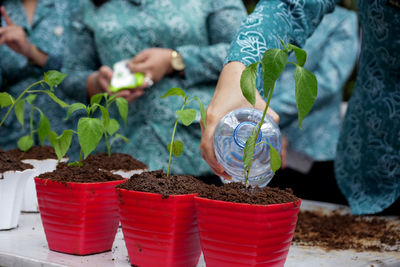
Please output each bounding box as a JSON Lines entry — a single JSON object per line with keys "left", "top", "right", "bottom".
{"left": 8, "top": 146, "right": 58, "bottom": 160}
{"left": 117, "top": 170, "right": 210, "bottom": 197}
{"left": 198, "top": 182, "right": 299, "bottom": 205}
{"left": 0, "top": 151, "right": 33, "bottom": 173}
{"left": 293, "top": 210, "right": 400, "bottom": 252}
{"left": 38, "top": 163, "right": 124, "bottom": 183}
{"left": 83, "top": 152, "right": 147, "bottom": 171}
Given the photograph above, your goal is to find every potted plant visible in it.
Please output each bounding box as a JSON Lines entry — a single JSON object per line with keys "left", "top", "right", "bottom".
{"left": 116, "top": 87, "right": 207, "bottom": 267}
{"left": 195, "top": 43, "right": 318, "bottom": 266}
{"left": 72, "top": 93, "right": 148, "bottom": 178}
{"left": 34, "top": 88, "right": 130, "bottom": 255}
{"left": 0, "top": 150, "right": 34, "bottom": 230}
{"left": 0, "top": 71, "right": 69, "bottom": 214}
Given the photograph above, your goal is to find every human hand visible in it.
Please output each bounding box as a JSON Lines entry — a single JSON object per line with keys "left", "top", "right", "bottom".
{"left": 0, "top": 6, "right": 32, "bottom": 57}
{"left": 128, "top": 48, "right": 174, "bottom": 84}
{"left": 200, "top": 62, "right": 279, "bottom": 180}
{"left": 88, "top": 66, "right": 149, "bottom": 102}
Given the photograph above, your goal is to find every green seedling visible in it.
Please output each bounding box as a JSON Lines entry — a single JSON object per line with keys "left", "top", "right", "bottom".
{"left": 160, "top": 87, "right": 206, "bottom": 177}
{"left": 240, "top": 42, "right": 318, "bottom": 186}
{"left": 59, "top": 92, "right": 129, "bottom": 165}
{"left": 0, "top": 71, "right": 69, "bottom": 151}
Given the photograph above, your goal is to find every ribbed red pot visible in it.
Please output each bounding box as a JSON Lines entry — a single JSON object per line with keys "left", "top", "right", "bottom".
{"left": 35, "top": 177, "right": 124, "bottom": 255}
{"left": 117, "top": 188, "right": 201, "bottom": 267}
{"left": 195, "top": 197, "right": 301, "bottom": 267}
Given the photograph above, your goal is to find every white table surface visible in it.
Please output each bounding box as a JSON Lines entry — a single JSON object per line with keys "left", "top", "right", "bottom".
{"left": 0, "top": 200, "right": 399, "bottom": 267}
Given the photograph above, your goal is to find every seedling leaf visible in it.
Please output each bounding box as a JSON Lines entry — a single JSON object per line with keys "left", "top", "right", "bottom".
{"left": 294, "top": 66, "right": 318, "bottom": 129}
{"left": 268, "top": 143, "right": 281, "bottom": 173}
{"left": 167, "top": 140, "right": 184, "bottom": 157}
{"left": 176, "top": 109, "right": 196, "bottom": 126}
{"left": 15, "top": 100, "right": 25, "bottom": 127}
{"left": 65, "top": 103, "right": 86, "bottom": 120}
{"left": 195, "top": 97, "right": 207, "bottom": 129}
{"left": 90, "top": 93, "right": 104, "bottom": 106}
{"left": 160, "top": 87, "right": 186, "bottom": 99}
{"left": 114, "top": 133, "right": 129, "bottom": 143}
{"left": 116, "top": 97, "right": 128, "bottom": 124}
{"left": 25, "top": 94, "right": 36, "bottom": 105}
{"left": 77, "top": 118, "right": 103, "bottom": 158}
{"left": 288, "top": 44, "right": 307, "bottom": 67}
{"left": 44, "top": 71, "right": 67, "bottom": 90}
{"left": 261, "top": 49, "right": 287, "bottom": 98}
{"left": 42, "top": 91, "right": 69, "bottom": 108}
{"left": 240, "top": 62, "right": 258, "bottom": 106}
{"left": 100, "top": 106, "right": 110, "bottom": 128}
{"left": 107, "top": 119, "right": 120, "bottom": 136}
{"left": 38, "top": 113, "right": 50, "bottom": 145}
{"left": 49, "top": 130, "right": 73, "bottom": 161}
{"left": 17, "top": 135, "right": 33, "bottom": 152}
{"left": 0, "top": 92, "right": 14, "bottom": 107}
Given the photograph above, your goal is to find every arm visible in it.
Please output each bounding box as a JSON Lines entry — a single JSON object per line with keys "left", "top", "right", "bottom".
{"left": 176, "top": 0, "right": 247, "bottom": 87}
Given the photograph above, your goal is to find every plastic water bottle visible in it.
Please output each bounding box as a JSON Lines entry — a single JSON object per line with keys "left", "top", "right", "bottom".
{"left": 214, "top": 108, "right": 282, "bottom": 187}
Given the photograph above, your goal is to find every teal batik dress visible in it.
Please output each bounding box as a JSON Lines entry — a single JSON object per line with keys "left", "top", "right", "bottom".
{"left": 226, "top": 0, "right": 400, "bottom": 214}
{"left": 0, "top": 0, "right": 77, "bottom": 151}
{"left": 61, "top": 0, "right": 247, "bottom": 175}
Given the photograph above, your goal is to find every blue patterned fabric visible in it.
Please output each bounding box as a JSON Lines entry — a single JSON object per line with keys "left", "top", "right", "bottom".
{"left": 226, "top": 0, "right": 400, "bottom": 214}
{"left": 61, "top": 0, "right": 247, "bottom": 175}
{"left": 0, "top": 0, "right": 77, "bottom": 151}
{"left": 270, "top": 6, "right": 358, "bottom": 161}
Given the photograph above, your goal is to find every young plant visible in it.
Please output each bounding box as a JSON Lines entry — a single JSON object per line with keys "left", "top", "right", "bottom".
{"left": 160, "top": 87, "right": 206, "bottom": 177}
{"left": 58, "top": 92, "right": 129, "bottom": 165}
{"left": 240, "top": 42, "right": 318, "bottom": 185}
{"left": 0, "top": 71, "right": 69, "bottom": 151}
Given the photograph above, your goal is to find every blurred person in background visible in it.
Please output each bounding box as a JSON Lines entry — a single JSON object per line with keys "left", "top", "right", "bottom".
{"left": 61, "top": 0, "right": 247, "bottom": 176}
{"left": 0, "top": 0, "right": 77, "bottom": 151}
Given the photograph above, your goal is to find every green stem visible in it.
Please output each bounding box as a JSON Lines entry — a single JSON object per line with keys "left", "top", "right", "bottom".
{"left": 166, "top": 101, "right": 187, "bottom": 177}
{"left": 167, "top": 119, "right": 179, "bottom": 177}
{"left": 30, "top": 104, "right": 34, "bottom": 139}
{"left": 0, "top": 80, "right": 43, "bottom": 128}
{"left": 79, "top": 149, "right": 83, "bottom": 165}
{"left": 105, "top": 132, "right": 111, "bottom": 156}
{"left": 244, "top": 83, "right": 275, "bottom": 186}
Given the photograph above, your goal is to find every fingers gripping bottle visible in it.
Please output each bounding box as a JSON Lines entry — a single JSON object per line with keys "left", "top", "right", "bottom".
{"left": 214, "top": 108, "right": 281, "bottom": 187}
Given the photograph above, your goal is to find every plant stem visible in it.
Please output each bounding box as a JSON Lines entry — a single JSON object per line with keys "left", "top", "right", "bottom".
{"left": 30, "top": 104, "right": 34, "bottom": 138}
{"left": 104, "top": 132, "right": 111, "bottom": 156}
{"left": 167, "top": 119, "right": 179, "bottom": 177}
{"left": 166, "top": 102, "right": 186, "bottom": 177}
{"left": 0, "top": 80, "right": 43, "bottom": 128}
{"left": 79, "top": 149, "right": 83, "bottom": 165}
{"left": 244, "top": 84, "right": 275, "bottom": 186}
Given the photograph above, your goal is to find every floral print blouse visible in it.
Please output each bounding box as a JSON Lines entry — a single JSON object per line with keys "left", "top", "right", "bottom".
{"left": 61, "top": 0, "right": 247, "bottom": 175}
{"left": 226, "top": 0, "right": 400, "bottom": 214}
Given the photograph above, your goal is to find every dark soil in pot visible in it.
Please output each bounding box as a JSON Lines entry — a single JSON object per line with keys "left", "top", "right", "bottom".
{"left": 83, "top": 152, "right": 147, "bottom": 172}
{"left": 38, "top": 163, "right": 124, "bottom": 183}
{"left": 293, "top": 210, "right": 400, "bottom": 252}
{"left": 0, "top": 150, "right": 33, "bottom": 174}
{"left": 116, "top": 169, "right": 210, "bottom": 196}
{"left": 197, "top": 182, "right": 299, "bottom": 205}
{"left": 8, "top": 146, "right": 58, "bottom": 160}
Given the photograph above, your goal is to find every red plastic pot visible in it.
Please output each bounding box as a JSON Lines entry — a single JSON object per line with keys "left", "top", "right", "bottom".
{"left": 35, "top": 177, "right": 125, "bottom": 255}
{"left": 195, "top": 197, "right": 301, "bottom": 267}
{"left": 117, "top": 188, "right": 201, "bottom": 267}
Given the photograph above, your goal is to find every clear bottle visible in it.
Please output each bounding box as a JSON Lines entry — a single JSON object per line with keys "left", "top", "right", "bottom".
{"left": 214, "top": 108, "right": 281, "bottom": 187}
